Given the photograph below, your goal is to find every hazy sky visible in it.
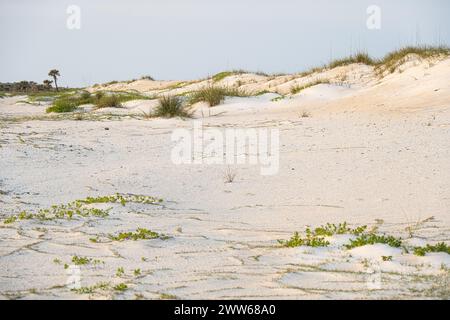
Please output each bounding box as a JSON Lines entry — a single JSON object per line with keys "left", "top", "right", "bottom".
{"left": 1, "top": 0, "right": 449, "bottom": 87}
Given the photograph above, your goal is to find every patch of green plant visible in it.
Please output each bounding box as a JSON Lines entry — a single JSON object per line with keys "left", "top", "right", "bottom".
{"left": 71, "top": 282, "right": 110, "bottom": 294}
{"left": 413, "top": 242, "right": 450, "bottom": 256}
{"left": 79, "top": 193, "right": 163, "bottom": 206}
{"left": 291, "top": 79, "right": 330, "bottom": 94}
{"left": 72, "top": 255, "right": 92, "bottom": 265}
{"left": 3, "top": 215, "right": 17, "bottom": 224}
{"left": 109, "top": 228, "right": 169, "bottom": 241}
{"left": 168, "top": 81, "right": 188, "bottom": 90}
{"left": 278, "top": 229, "right": 330, "bottom": 248}
{"left": 113, "top": 283, "right": 128, "bottom": 292}
{"left": 271, "top": 96, "right": 285, "bottom": 102}
{"left": 4, "top": 194, "right": 163, "bottom": 224}
{"left": 313, "top": 222, "right": 367, "bottom": 237}
{"left": 255, "top": 90, "right": 272, "bottom": 96}
{"left": 116, "top": 267, "right": 125, "bottom": 277}
{"left": 134, "top": 269, "right": 141, "bottom": 276}
{"left": 159, "top": 293, "right": 177, "bottom": 299}
{"left": 382, "top": 256, "right": 393, "bottom": 261}
{"left": 3, "top": 200, "right": 110, "bottom": 224}
{"left": 95, "top": 94, "right": 122, "bottom": 108}
{"left": 344, "top": 233, "right": 402, "bottom": 249}
{"left": 45, "top": 90, "right": 152, "bottom": 113}
{"left": 212, "top": 71, "right": 236, "bottom": 82}
{"left": 212, "top": 70, "right": 269, "bottom": 82}
{"left": 154, "top": 95, "right": 191, "bottom": 118}
{"left": 188, "top": 86, "right": 248, "bottom": 107}
{"left": 46, "top": 97, "right": 79, "bottom": 113}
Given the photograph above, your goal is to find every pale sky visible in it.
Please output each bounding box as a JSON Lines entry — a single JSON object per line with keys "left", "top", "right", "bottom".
{"left": 1, "top": 0, "right": 449, "bottom": 87}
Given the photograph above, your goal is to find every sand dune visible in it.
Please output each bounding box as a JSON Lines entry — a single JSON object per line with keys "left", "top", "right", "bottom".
{"left": 0, "top": 53, "right": 449, "bottom": 299}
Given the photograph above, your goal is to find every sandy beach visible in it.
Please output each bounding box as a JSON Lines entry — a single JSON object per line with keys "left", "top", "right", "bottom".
{"left": 1, "top": 53, "right": 449, "bottom": 299}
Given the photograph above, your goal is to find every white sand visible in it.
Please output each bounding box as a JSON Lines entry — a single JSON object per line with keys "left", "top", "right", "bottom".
{"left": 0, "top": 55, "right": 449, "bottom": 299}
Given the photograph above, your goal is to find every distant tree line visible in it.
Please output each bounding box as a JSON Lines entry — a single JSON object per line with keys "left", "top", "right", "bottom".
{"left": 1, "top": 69, "right": 62, "bottom": 93}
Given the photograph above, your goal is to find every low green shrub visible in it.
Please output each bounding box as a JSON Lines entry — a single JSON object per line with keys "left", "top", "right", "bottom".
{"left": 154, "top": 95, "right": 190, "bottom": 118}
{"left": 345, "top": 233, "right": 402, "bottom": 249}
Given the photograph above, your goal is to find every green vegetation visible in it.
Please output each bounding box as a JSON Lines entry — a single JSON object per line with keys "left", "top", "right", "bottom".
{"left": 113, "top": 283, "right": 128, "bottom": 292}
{"left": 2, "top": 194, "right": 162, "bottom": 224}
{"left": 212, "top": 70, "right": 270, "bottom": 82}
{"left": 376, "top": 46, "right": 450, "bottom": 74}
{"left": 328, "top": 52, "right": 375, "bottom": 69}
{"left": 159, "top": 293, "right": 178, "bottom": 300}
{"left": 413, "top": 243, "right": 450, "bottom": 256}
{"left": 212, "top": 71, "right": 235, "bottom": 82}
{"left": 141, "top": 75, "right": 155, "bottom": 81}
{"left": 188, "top": 86, "right": 248, "bottom": 107}
{"left": 116, "top": 267, "right": 125, "bottom": 277}
{"left": 279, "top": 222, "right": 367, "bottom": 248}
{"left": 3, "top": 202, "right": 110, "bottom": 224}
{"left": 290, "top": 79, "right": 330, "bottom": 94}
{"left": 271, "top": 96, "right": 285, "bottom": 102}
{"left": 46, "top": 96, "right": 80, "bottom": 113}
{"left": 133, "top": 269, "right": 141, "bottom": 276}
{"left": 278, "top": 222, "right": 404, "bottom": 251}
{"left": 46, "top": 91, "right": 152, "bottom": 113}
{"left": 154, "top": 95, "right": 191, "bottom": 118}
{"left": 72, "top": 255, "right": 92, "bottom": 266}
{"left": 313, "top": 222, "right": 367, "bottom": 237}
{"left": 278, "top": 230, "right": 330, "bottom": 248}
{"left": 95, "top": 94, "right": 122, "bottom": 108}
{"left": 344, "top": 233, "right": 402, "bottom": 249}
{"left": 48, "top": 69, "right": 61, "bottom": 91}
{"left": 71, "top": 282, "right": 110, "bottom": 294}
{"left": 296, "top": 45, "right": 450, "bottom": 78}
{"left": 109, "top": 228, "right": 169, "bottom": 241}
{"left": 79, "top": 194, "right": 162, "bottom": 206}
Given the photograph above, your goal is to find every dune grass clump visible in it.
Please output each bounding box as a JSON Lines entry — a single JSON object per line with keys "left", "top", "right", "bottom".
{"left": 328, "top": 52, "right": 375, "bottom": 69}
{"left": 375, "top": 45, "right": 450, "bottom": 74}
{"left": 294, "top": 45, "right": 450, "bottom": 79}
{"left": 109, "top": 228, "right": 169, "bottom": 241}
{"left": 188, "top": 86, "right": 248, "bottom": 107}
{"left": 344, "top": 233, "right": 402, "bottom": 249}
{"left": 46, "top": 97, "right": 79, "bottom": 113}
{"left": 413, "top": 243, "right": 450, "bottom": 257}
{"left": 154, "top": 95, "right": 190, "bottom": 118}
{"left": 46, "top": 91, "right": 152, "bottom": 113}
{"left": 95, "top": 94, "right": 122, "bottom": 108}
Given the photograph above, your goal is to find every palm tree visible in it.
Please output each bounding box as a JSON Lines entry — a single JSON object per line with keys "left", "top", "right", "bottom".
{"left": 43, "top": 79, "right": 53, "bottom": 89}
{"left": 48, "top": 69, "right": 60, "bottom": 91}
